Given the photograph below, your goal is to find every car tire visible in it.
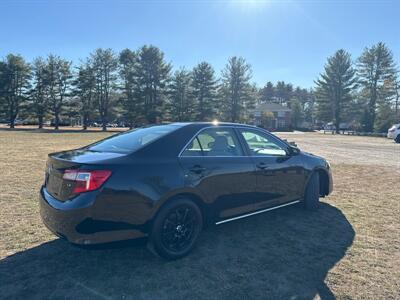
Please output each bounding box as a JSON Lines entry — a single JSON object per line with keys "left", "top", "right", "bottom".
{"left": 304, "top": 172, "right": 320, "bottom": 211}
{"left": 395, "top": 134, "right": 400, "bottom": 143}
{"left": 150, "top": 198, "right": 203, "bottom": 260}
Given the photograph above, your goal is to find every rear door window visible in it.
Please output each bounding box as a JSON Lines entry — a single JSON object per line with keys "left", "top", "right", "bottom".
{"left": 181, "top": 127, "right": 243, "bottom": 157}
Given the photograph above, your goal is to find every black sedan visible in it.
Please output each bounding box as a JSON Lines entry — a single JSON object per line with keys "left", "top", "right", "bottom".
{"left": 40, "top": 122, "right": 333, "bottom": 259}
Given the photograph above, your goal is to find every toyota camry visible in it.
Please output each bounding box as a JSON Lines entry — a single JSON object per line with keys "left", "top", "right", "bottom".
{"left": 40, "top": 122, "right": 333, "bottom": 259}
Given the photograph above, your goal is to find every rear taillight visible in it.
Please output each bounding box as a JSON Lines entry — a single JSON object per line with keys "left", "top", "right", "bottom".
{"left": 63, "top": 170, "right": 112, "bottom": 194}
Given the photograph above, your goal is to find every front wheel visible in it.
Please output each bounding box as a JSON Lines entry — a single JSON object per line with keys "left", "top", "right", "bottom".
{"left": 395, "top": 134, "right": 400, "bottom": 143}
{"left": 304, "top": 172, "right": 320, "bottom": 211}
{"left": 150, "top": 198, "right": 203, "bottom": 260}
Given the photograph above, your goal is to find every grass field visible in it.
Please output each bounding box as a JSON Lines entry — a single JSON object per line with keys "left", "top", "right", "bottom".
{"left": 0, "top": 129, "right": 399, "bottom": 299}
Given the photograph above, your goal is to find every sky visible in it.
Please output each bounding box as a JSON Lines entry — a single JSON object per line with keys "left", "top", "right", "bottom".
{"left": 1, "top": 0, "right": 399, "bottom": 88}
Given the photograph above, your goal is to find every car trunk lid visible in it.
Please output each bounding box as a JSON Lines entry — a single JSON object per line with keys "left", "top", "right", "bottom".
{"left": 45, "top": 149, "right": 124, "bottom": 201}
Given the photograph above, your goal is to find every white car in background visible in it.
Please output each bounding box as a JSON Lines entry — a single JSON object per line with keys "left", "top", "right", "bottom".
{"left": 387, "top": 124, "right": 400, "bottom": 143}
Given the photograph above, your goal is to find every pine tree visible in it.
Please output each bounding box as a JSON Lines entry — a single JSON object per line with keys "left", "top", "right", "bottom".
{"left": 374, "top": 102, "right": 397, "bottom": 133}
{"left": 73, "top": 59, "right": 96, "bottom": 130}
{"left": 220, "top": 56, "right": 252, "bottom": 122}
{"left": 315, "top": 49, "right": 357, "bottom": 133}
{"left": 293, "top": 86, "right": 310, "bottom": 106}
{"left": 168, "top": 68, "right": 193, "bottom": 121}
{"left": 259, "top": 81, "right": 274, "bottom": 103}
{"left": 119, "top": 49, "right": 139, "bottom": 127}
{"left": 0, "top": 64, "right": 5, "bottom": 120}
{"left": 357, "top": 42, "right": 397, "bottom": 132}
{"left": 43, "top": 55, "right": 72, "bottom": 130}
{"left": 0, "top": 54, "right": 31, "bottom": 128}
{"left": 243, "top": 83, "right": 258, "bottom": 122}
{"left": 191, "top": 62, "right": 217, "bottom": 121}
{"left": 30, "top": 57, "right": 47, "bottom": 128}
{"left": 90, "top": 48, "right": 118, "bottom": 131}
{"left": 274, "top": 81, "right": 288, "bottom": 105}
{"left": 394, "top": 79, "right": 400, "bottom": 117}
{"left": 134, "top": 45, "right": 171, "bottom": 124}
{"left": 290, "top": 98, "right": 303, "bottom": 128}
{"left": 303, "top": 89, "right": 316, "bottom": 124}
{"left": 285, "top": 83, "right": 294, "bottom": 107}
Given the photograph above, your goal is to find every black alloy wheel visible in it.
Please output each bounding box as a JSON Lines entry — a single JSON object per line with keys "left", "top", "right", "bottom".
{"left": 151, "top": 198, "right": 202, "bottom": 260}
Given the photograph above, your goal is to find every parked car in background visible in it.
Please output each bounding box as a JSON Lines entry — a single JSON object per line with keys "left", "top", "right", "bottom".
{"left": 50, "top": 120, "right": 71, "bottom": 127}
{"left": 387, "top": 124, "right": 400, "bottom": 143}
{"left": 40, "top": 122, "right": 333, "bottom": 260}
{"left": 7, "top": 119, "right": 23, "bottom": 126}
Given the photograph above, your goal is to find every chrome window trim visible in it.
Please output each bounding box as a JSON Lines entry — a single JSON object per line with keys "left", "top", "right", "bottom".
{"left": 180, "top": 155, "right": 251, "bottom": 158}
{"left": 178, "top": 125, "right": 290, "bottom": 158}
{"left": 215, "top": 200, "right": 300, "bottom": 225}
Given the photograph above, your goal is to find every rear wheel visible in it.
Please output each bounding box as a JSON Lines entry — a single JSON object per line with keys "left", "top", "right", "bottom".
{"left": 150, "top": 198, "right": 202, "bottom": 260}
{"left": 304, "top": 172, "right": 320, "bottom": 211}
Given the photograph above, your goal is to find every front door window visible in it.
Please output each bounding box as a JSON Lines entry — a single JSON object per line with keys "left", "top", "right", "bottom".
{"left": 239, "top": 130, "right": 287, "bottom": 156}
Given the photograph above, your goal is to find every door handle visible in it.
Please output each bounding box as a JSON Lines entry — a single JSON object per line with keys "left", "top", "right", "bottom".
{"left": 256, "top": 162, "right": 269, "bottom": 169}
{"left": 189, "top": 165, "right": 206, "bottom": 174}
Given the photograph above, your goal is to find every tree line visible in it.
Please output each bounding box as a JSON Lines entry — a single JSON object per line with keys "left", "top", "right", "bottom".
{"left": 0, "top": 46, "right": 258, "bottom": 130}
{"left": 315, "top": 42, "right": 399, "bottom": 133}
{"left": 0, "top": 42, "right": 399, "bottom": 132}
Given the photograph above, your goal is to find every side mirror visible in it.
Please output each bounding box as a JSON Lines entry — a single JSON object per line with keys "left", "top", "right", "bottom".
{"left": 288, "top": 146, "right": 300, "bottom": 156}
{"left": 282, "top": 139, "right": 298, "bottom": 148}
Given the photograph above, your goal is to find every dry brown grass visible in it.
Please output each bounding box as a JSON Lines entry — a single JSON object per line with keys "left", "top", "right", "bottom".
{"left": 0, "top": 130, "right": 114, "bottom": 258}
{"left": 0, "top": 130, "right": 399, "bottom": 299}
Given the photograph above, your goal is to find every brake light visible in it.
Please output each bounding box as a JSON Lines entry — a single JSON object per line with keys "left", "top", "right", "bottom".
{"left": 63, "top": 170, "right": 112, "bottom": 194}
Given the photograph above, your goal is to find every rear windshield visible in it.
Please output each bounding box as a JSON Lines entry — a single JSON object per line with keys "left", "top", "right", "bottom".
{"left": 87, "top": 124, "right": 181, "bottom": 154}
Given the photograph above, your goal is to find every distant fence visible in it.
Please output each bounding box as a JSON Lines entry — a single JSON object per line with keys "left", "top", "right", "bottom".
{"left": 322, "top": 130, "right": 387, "bottom": 137}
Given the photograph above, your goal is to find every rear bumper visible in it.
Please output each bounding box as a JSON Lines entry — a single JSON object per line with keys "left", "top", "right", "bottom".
{"left": 39, "top": 187, "right": 146, "bottom": 245}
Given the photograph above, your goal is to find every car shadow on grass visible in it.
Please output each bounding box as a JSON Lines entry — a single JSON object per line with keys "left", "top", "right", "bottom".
{"left": 0, "top": 203, "right": 354, "bottom": 300}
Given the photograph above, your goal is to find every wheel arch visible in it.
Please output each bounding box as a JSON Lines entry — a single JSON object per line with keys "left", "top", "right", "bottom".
{"left": 315, "top": 167, "right": 330, "bottom": 197}
{"left": 150, "top": 191, "right": 211, "bottom": 229}
{"left": 304, "top": 167, "right": 330, "bottom": 197}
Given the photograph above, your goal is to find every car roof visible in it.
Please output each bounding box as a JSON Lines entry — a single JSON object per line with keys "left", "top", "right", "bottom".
{"left": 170, "top": 122, "right": 258, "bottom": 129}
